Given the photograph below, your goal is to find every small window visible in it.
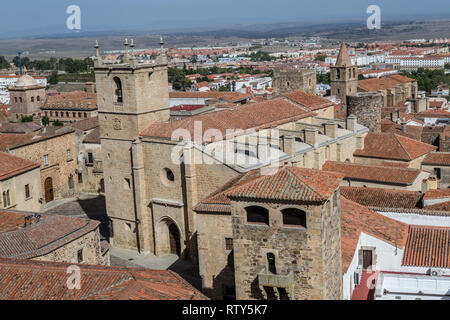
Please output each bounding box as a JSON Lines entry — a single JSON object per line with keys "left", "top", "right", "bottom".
{"left": 68, "top": 175, "right": 74, "bottom": 189}
{"left": 19, "top": 97, "right": 22, "bottom": 103}
{"left": 87, "top": 152, "right": 94, "bottom": 164}
{"left": 55, "top": 111, "right": 59, "bottom": 117}
{"left": 31, "top": 96, "right": 34, "bottom": 102}
{"left": 113, "top": 77, "right": 123, "bottom": 103}
{"left": 245, "top": 206, "right": 269, "bottom": 225}
{"left": 84, "top": 112, "right": 87, "bottom": 118}
{"left": 225, "top": 238, "right": 233, "bottom": 251}
{"left": 2, "top": 190, "right": 11, "bottom": 208}
{"left": 77, "top": 248, "right": 84, "bottom": 263}
{"left": 37, "top": 96, "right": 40, "bottom": 102}
{"left": 25, "top": 184, "right": 30, "bottom": 199}
{"left": 72, "top": 112, "right": 76, "bottom": 117}
{"left": 78, "top": 173, "right": 83, "bottom": 183}
{"left": 14, "top": 97, "right": 17, "bottom": 103}
{"left": 66, "top": 149, "right": 72, "bottom": 161}
{"left": 267, "top": 253, "right": 276, "bottom": 274}
{"left": 282, "top": 208, "right": 307, "bottom": 228}
{"left": 125, "top": 222, "right": 132, "bottom": 232}
{"left": 43, "top": 154, "right": 49, "bottom": 166}
{"left": 78, "top": 112, "right": 82, "bottom": 118}
{"left": 163, "top": 168, "right": 175, "bottom": 183}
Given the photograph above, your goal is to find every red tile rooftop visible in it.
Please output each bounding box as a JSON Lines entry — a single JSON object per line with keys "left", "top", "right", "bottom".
{"left": 354, "top": 132, "right": 437, "bottom": 161}
{"left": 322, "top": 161, "right": 422, "bottom": 185}
{"left": 402, "top": 225, "right": 450, "bottom": 269}
{"left": 0, "top": 152, "right": 40, "bottom": 181}
{"left": 141, "top": 98, "right": 316, "bottom": 143}
{"left": 0, "top": 258, "right": 206, "bottom": 300}
{"left": 422, "top": 152, "right": 450, "bottom": 166}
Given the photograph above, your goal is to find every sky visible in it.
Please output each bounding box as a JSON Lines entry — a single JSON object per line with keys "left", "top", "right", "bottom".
{"left": 2, "top": 0, "right": 450, "bottom": 39}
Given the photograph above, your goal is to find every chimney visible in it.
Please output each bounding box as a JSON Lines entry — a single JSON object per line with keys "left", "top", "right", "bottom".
{"left": 283, "top": 135, "right": 296, "bottom": 156}
{"left": 85, "top": 82, "right": 95, "bottom": 93}
{"left": 305, "top": 128, "right": 318, "bottom": 147}
{"left": 346, "top": 114, "right": 357, "bottom": 132}
{"left": 324, "top": 120, "right": 338, "bottom": 138}
{"left": 421, "top": 179, "right": 428, "bottom": 193}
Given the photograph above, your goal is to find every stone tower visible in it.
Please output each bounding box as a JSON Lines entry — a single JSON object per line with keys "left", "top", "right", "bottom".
{"left": 330, "top": 43, "right": 358, "bottom": 105}
{"left": 347, "top": 92, "right": 383, "bottom": 133}
{"left": 228, "top": 167, "right": 343, "bottom": 300}
{"left": 9, "top": 75, "right": 46, "bottom": 121}
{"left": 273, "top": 69, "right": 316, "bottom": 96}
{"left": 94, "top": 39, "right": 170, "bottom": 251}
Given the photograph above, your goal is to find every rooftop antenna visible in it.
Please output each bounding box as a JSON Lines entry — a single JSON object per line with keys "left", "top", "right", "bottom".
{"left": 18, "top": 52, "right": 23, "bottom": 75}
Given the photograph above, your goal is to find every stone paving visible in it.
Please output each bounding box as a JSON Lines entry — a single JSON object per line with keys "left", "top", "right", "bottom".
{"left": 43, "top": 193, "right": 202, "bottom": 290}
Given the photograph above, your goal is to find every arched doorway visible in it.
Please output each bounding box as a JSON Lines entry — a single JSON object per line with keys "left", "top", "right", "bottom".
{"left": 155, "top": 217, "right": 182, "bottom": 257}
{"left": 168, "top": 223, "right": 181, "bottom": 256}
{"left": 44, "top": 177, "right": 54, "bottom": 203}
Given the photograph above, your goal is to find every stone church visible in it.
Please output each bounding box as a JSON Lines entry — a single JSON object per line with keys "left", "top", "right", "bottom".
{"left": 94, "top": 39, "right": 369, "bottom": 300}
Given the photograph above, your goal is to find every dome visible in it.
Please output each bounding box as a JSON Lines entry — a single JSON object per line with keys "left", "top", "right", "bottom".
{"left": 15, "top": 75, "right": 38, "bottom": 87}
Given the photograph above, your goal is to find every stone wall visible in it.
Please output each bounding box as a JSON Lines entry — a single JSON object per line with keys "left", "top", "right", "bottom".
{"left": 33, "top": 227, "right": 108, "bottom": 265}
{"left": 347, "top": 92, "right": 383, "bottom": 133}
{"left": 231, "top": 196, "right": 342, "bottom": 300}
{"left": 273, "top": 69, "right": 316, "bottom": 96}
{"left": 10, "top": 130, "right": 79, "bottom": 203}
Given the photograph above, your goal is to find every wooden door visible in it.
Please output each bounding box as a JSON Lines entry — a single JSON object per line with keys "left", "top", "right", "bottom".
{"left": 168, "top": 223, "right": 181, "bottom": 256}
{"left": 363, "top": 250, "right": 372, "bottom": 270}
{"left": 44, "top": 177, "right": 54, "bottom": 203}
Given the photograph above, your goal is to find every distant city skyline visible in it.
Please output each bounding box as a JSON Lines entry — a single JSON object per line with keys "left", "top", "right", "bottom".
{"left": 2, "top": 0, "right": 450, "bottom": 39}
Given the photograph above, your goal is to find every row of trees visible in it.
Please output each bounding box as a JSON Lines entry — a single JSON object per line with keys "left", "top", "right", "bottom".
{"left": 11, "top": 56, "right": 93, "bottom": 73}
{"left": 400, "top": 68, "right": 450, "bottom": 93}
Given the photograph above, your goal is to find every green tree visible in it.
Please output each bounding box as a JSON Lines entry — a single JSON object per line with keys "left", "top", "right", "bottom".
{"left": 315, "top": 55, "right": 326, "bottom": 62}
{"left": 0, "top": 56, "right": 10, "bottom": 69}
{"left": 52, "top": 120, "right": 64, "bottom": 127}
{"left": 168, "top": 67, "right": 192, "bottom": 91}
{"left": 41, "top": 116, "right": 50, "bottom": 126}
{"left": 20, "top": 115, "right": 33, "bottom": 123}
{"left": 48, "top": 71, "right": 58, "bottom": 85}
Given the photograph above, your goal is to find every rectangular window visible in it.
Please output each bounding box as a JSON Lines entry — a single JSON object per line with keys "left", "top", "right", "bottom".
{"left": 78, "top": 173, "right": 83, "bottom": 183}
{"left": 2, "top": 190, "right": 11, "bottom": 208}
{"left": 225, "top": 238, "right": 233, "bottom": 251}
{"left": 66, "top": 149, "right": 72, "bottom": 161}
{"left": 43, "top": 154, "right": 49, "bottom": 166}
{"left": 87, "top": 152, "right": 94, "bottom": 164}
{"left": 25, "top": 184, "right": 30, "bottom": 199}
{"left": 77, "top": 248, "right": 84, "bottom": 263}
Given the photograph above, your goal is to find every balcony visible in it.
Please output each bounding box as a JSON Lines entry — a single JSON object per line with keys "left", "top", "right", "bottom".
{"left": 258, "top": 267, "right": 294, "bottom": 288}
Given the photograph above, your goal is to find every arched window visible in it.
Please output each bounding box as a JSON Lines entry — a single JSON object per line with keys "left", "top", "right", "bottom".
{"left": 37, "top": 96, "right": 40, "bottom": 102}
{"left": 267, "top": 253, "right": 276, "bottom": 274}
{"left": 281, "top": 208, "right": 307, "bottom": 228}
{"left": 336, "top": 69, "right": 341, "bottom": 80}
{"left": 113, "top": 77, "right": 123, "bottom": 103}
{"left": 14, "top": 97, "right": 17, "bottom": 103}
{"left": 245, "top": 206, "right": 269, "bottom": 225}
{"left": 84, "top": 112, "right": 87, "bottom": 118}
{"left": 19, "top": 97, "right": 23, "bottom": 103}
{"left": 31, "top": 96, "right": 34, "bottom": 102}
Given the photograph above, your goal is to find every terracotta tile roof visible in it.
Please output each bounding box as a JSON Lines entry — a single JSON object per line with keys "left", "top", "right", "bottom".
{"left": 169, "top": 91, "right": 251, "bottom": 103}
{"left": 414, "top": 110, "right": 450, "bottom": 118}
{"left": 83, "top": 127, "right": 100, "bottom": 144}
{"left": 0, "top": 122, "right": 41, "bottom": 134}
{"left": 0, "top": 128, "right": 75, "bottom": 151}
{"left": 69, "top": 116, "right": 99, "bottom": 132}
{"left": 389, "top": 74, "right": 416, "bottom": 83}
{"left": 402, "top": 225, "right": 450, "bottom": 268}
{"left": 422, "top": 152, "right": 450, "bottom": 166}
{"left": 42, "top": 92, "right": 97, "bottom": 111}
{"left": 282, "top": 89, "right": 335, "bottom": 111}
{"left": 0, "top": 210, "right": 100, "bottom": 259}
{"left": 423, "top": 200, "right": 450, "bottom": 211}
{"left": 383, "top": 124, "right": 423, "bottom": 141}
{"left": 323, "top": 161, "right": 422, "bottom": 185}
{"left": 0, "top": 258, "right": 207, "bottom": 300}
{"left": 225, "top": 167, "right": 343, "bottom": 203}
{"left": 340, "top": 197, "right": 409, "bottom": 273}
{"left": 340, "top": 186, "right": 422, "bottom": 209}
{"left": 423, "top": 189, "right": 450, "bottom": 201}
{"left": 354, "top": 132, "right": 437, "bottom": 161}
{"left": 194, "top": 169, "right": 262, "bottom": 213}
{"left": 141, "top": 98, "right": 316, "bottom": 143}
{"left": 358, "top": 77, "right": 403, "bottom": 91}
{"left": 0, "top": 152, "right": 40, "bottom": 181}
